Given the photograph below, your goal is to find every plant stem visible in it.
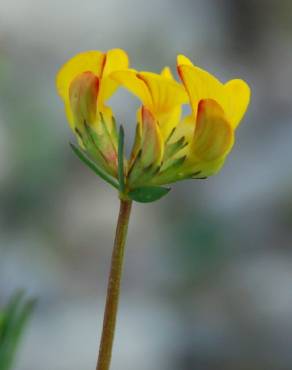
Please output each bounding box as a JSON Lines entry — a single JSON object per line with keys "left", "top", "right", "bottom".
{"left": 96, "top": 199, "right": 133, "bottom": 370}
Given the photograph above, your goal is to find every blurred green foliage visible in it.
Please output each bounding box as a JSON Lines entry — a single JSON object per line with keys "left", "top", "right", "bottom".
{"left": 0, "top": 292, "right": 35, "bottom": 370}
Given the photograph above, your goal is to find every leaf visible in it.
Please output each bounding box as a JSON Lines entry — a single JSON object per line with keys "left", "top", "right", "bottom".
{"left": 118, "top": 126, "right": 125, "bottom": 193}
{"left": 0, "top": 291, "right": 36, "bottom": 370}
{"left": 70, "top": 143, "right": 119, "bottom": 190}
{"left": 128, "top": 186, "right": 170, "bottom": 203}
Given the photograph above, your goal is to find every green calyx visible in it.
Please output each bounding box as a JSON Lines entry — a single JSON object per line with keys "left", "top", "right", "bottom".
{"left": 70, "top": 125, "right": 171, "bottom": 203}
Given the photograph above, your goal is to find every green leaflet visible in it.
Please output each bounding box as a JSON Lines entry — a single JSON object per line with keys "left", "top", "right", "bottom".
{"left": 128, "top": 186, "right": 170, "bottom": 203}
{"left": 118, "top": 126, "right": 125, "bottom": 193}
{"left": 70, "top": 143, "right": 119, "bottom": 190}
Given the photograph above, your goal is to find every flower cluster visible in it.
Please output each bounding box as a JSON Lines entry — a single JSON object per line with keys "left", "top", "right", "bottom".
{"left": 56, "top": 49, "right": 250, "bottom": 202}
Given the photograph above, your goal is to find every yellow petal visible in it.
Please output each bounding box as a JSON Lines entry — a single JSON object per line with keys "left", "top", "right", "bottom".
{"left": 178, "top": 64, "right": 226, "bottom": 118}
{"left": 224, "top": 79, "right": 251, "bottom": 128}
{"left": 102, "top": 48, "right": 129, "bottom": 77}
{"left": 157, "top": 106, "right": 183, "bottom": 140}
{"left": 160, "top": 115, "right": 194, "bottom": 173}
{"left": 160, "top": 66, "right": 174, "bottom": 79}
{"left": 56, "top": 50, "right": 105, "bottom": 101}
{"left": 188, "top": 157, "right": 226, "bottom": 179}
{"left": 110, "top": 69, "right": 153, "bottom": 107}
{"left": 69, "top": 71, "right": 99, "bottom": 127}
{"left": 111, "top": 69, "right": 188, "bottom": 138}
{"left": 192, "top": 99, "right": 234, "bottom": 161}
{"left": 99, "top": 48, "right": 129, "bottom": 105}
{"left": 138, "top": 71, "right": 188, "bottom": 112}
{"left": 178, "top": 61, "right": 251, "bottom": 129}
{"left": 177, "top": 54, "right": 194, "bottom": 67}
{"left": 137, "top": 72, "right": 188, "bottom": 138}
{"left": 169, "top": 114, "right": 195, "bottom": 143}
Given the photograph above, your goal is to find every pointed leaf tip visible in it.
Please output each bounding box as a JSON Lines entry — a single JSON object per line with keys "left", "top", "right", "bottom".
{"left": 70, "top": 142, "right": 119, "bottom": 190}
{"left": 128, "top": 186, "right": 170, "bottom": 203}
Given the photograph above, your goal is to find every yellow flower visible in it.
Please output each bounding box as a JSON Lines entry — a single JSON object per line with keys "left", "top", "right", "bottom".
{"left": 111, "top": 55, "right": 250, "bottom": 188}
{"left": 173, "top": 54, "right": 250, "bottom": 181}
{"left": 56, "top": 49, "right": 250, "bottom": 202}
{"left": 56, "top": 49, "right": 129, "bottom": 176}
{"left": 111, "top": 68, "right": 188, "bottom": 187}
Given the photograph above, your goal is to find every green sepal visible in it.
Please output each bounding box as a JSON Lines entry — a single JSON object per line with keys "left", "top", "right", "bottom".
{"left": 118, "top": 126, "right": 125, "bottom": 193}
{"left": 70, "top": 143, "right": 119, "bottom": 190}
{"left": 128, "top": 186, "right": 171, "bottom": 203}
{"left": 164, "top": 137, "right": 187, "bottom": 160}
{"left": 160, "top": 155, "right": 186, "bottom": 173}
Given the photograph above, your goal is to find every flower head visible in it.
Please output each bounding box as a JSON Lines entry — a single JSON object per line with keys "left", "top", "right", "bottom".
{"left": 56, "top": 49, "right": 129, "bottom": 176}
{"left": 56, "top": 50, "right": 250, "bottom": 202}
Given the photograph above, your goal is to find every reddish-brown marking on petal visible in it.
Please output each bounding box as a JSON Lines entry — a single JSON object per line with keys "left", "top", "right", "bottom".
{"left": 141, "top": 105, "right": 155, "bottom": 125}
{"left": 193, "top": 99, "right": 233, "bottom": 161}
{"left": 140, "top": 105, "right": 163, "bottom": 167}
{"left": 137, "top": 73, "right": 148, "bottom": 87}
{"left": 197, "top": 99, "right": 224, "bottom": 120}
{"left": 69, "top": 71, "right": 100, "bottom": 125}
{"left": 104, "top": 150, "right": 118, "bottom": 170}
{"left": 100, "top": 54, "right": 107, "bottom": 78}
{"left": 197, "top": 99, "right": 205, "bottom": 117}
{"left": 176, "top": 65, "right": 185, "bottom": 84}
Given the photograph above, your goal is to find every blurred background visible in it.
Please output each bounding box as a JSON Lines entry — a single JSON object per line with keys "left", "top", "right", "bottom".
{"left": 0, "top": 0, "right": 292, "bottom": 369}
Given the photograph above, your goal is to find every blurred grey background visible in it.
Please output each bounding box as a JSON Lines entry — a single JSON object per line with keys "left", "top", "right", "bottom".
{"left": 0, "top": 0, "right": 292, "bottom": 369}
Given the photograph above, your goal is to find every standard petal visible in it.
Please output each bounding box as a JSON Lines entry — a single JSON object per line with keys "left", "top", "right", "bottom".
{"left": 177, "top": 54, "right": 194, "bottom": 67}
{"left": 102, "top": 48, "right": 129, "bottom": 77}
{"left": 112, "top": 69, "right": 188, "bottom": 139}
{"left": 160, "top": 66, "right": 174, "bottom": 79}
{"left": 156, "top": 106, "right": 183, "bottom": 140}
{"left": 99, "top": 48, "right": 130, "bottom": 105}
{"left": 192, "top": 99, "right": 234, "bottom": 162}
{"left": 138, "top": 71, "right": 188, "bottom": 112}
{"left": 177, "top": 58, "right": 251, "bottom": 130}
{"left": 110, "top": 69, "right": 153, "bottom": 107}
{"left": 137, "top": 72, "right": 188, "bottom": 138}
{"left": 224, "top": 79, "right": 251, "bottom": 128}
{"left": 178, "top": 64, "right": 226, "bottom": 118}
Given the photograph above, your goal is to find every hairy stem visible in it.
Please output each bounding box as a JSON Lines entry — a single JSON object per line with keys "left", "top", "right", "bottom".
{"left": 96, "top": 199, "right": 133, "bottom": 370}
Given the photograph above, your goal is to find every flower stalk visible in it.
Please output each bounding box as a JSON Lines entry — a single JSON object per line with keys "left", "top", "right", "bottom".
{"left": 96, "top": 199, "right": 132, "bottom": 370}
{"left": 56, "top": 48, "right": 251, "bottom": 370}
